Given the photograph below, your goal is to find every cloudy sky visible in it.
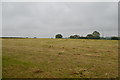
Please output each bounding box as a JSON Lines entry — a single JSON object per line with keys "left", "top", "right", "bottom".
{"left": 2, "top": 2, "right": 118, "bottom": 38}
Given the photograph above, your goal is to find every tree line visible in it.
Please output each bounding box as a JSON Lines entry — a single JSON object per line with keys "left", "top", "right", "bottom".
{"left": 55, "top": 31, "right": 120, "bottom": 40}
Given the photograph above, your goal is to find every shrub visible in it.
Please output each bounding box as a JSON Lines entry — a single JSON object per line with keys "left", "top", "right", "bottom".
{"left": 58, "top": 52, "right": 64, "bottom": 55}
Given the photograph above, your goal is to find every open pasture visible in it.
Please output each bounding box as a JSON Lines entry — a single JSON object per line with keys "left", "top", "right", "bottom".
{"left": 2, "top": 38, "right": 118, "bottom": 78}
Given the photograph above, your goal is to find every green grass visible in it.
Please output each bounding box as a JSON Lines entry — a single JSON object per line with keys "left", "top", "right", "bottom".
{"left": 2, "top": 38, "right": 118, "bottom": 78}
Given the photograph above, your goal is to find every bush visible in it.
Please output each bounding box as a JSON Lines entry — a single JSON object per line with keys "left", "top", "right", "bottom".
{"left": 58, "top": 52, "right": 64, "bottom": 55}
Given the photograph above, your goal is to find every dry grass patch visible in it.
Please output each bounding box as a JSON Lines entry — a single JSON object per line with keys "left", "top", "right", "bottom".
{"left": 2, "top": 38, "right": 118, "bottom": 78}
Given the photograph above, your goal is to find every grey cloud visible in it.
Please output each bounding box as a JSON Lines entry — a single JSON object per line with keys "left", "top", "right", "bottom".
{"left": 2, "top": 2, "right": 118, "bottom": 38}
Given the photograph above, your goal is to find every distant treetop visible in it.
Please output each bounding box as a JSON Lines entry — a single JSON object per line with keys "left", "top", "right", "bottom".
{"left": 55, "top": 34, "right": 63, "bottom": 38}
{"left": 86, "top": 31, "right": 100, "bottom": 39}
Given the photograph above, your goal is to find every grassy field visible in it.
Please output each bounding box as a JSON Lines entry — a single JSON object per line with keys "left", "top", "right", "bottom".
{"left": 2, "top": 38, "right": 118, "bottom": 78}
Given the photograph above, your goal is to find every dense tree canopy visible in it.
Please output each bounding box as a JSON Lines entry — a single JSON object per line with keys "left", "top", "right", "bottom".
{"left": 86, "top": 31, "right": 100, "bottom": 39}
{"left": 69, "top": 35, "right": 80, "bottom": 39}
{"left": 111, "top": 36, "right": 119, "bottom": 40}
{"left": 55, "top": 34, "right": 63, "bottom": 38}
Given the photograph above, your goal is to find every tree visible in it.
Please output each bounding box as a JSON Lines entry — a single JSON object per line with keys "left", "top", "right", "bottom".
{"left": 86, "top": 31, "right": 100, "bottom": 39}
{"left": 70, "top": 35, "right": 74, "bottom": 39}
{"left": 92, "top": 31, "right": 100, "bottom": 38}
{"left": 111, "top": 36, "right": 119, "bottom": 40}
{"left": 69, "top": 35, "right": 80, "bottom": 39}
{"left": 86, "top": 34, "right": 94, "bottom": 39}
{"left": 55, "top": 34, "right": 63, "bottom": 38}
{"left": 73, "top": 35, "right": 80, "bottom": 39}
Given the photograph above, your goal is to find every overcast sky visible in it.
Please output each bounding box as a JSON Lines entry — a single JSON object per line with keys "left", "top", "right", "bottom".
{"left": 2, "top": 2, "right": 118, "bottom": 38}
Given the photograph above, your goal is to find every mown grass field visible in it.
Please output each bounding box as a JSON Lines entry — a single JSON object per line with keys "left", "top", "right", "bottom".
{"left": 2, "top": 38, "right": 118, "bottom": 78}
